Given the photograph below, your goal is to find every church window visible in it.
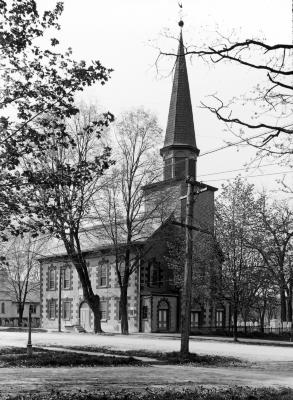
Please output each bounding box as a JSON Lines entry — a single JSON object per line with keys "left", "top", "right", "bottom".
{"left": 30, "top": 304, "right": 36, "bottom": 314}
{"left": 48, "top": 300, "right": 56, "bottom": 319}
{"left": 216, "top": 310, "right": 224, "bottom": 327}
{"left": 190, "top": 311, "right": 200, "bottom": 328}
{"left": 48, "top": 268, "right": 55, "bottom": 290}
{"left": 142, "top": 305, "right": 148, "bottom": 319}
{"left": 1, "top": 303, "right": 5, "bottom": 314}
{"left": 62, "top": 267, "right": 70, "bottom": 289}
{"left": 100, "top": 264, "right": 108, "bottom": 287}
{"left": 63, "top": 301, "right": 71, "bottom": 320}
{"left": 148, "top": 259, "right": 162, "bottom": 287}
{"left": 100, "top": 300, "right": 108, "bottom": 320}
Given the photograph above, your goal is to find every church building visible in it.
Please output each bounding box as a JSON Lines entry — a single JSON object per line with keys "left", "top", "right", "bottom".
{"left": 39, "top": 25, "right": 229, "bottom": 333}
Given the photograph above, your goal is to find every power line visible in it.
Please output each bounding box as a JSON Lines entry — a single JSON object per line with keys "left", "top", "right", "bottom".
{"left": 204, "top": 170, "right": 293, "bottom": 183}
{"left": 197, "top": 162, "right": 277, "bottom": 178}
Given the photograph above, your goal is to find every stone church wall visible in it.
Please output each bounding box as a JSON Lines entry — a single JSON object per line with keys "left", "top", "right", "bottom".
{"left": 40, "top": 253, "right": 139, "bottom": 333}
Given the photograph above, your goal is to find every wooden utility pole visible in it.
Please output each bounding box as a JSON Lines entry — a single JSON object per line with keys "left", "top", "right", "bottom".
{"left": 180, "top": 159, "right": 196, "bottom": 356}
{"left": 58, "top": 268, "right": 62, "bottom": 332}
{"left": 27, "top": 305, "right": 32, "bottom": 356}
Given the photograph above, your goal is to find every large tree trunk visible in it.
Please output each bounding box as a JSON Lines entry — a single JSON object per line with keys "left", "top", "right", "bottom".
{"left": 287, "top": 278, "right": 293, "bottom": 323}
{"left": 18, "top": 303, "right": 24, "bottom": 327}
{"left": 119, "top": 244, "right": 131, "bottom": 335}
{"left": 260, "top": 299, "right": 266, "bottom": 333}
{"left": 280, "top": 287, "right": 287, "bottom": 323}
{"left": 120, "top": 285, "right": 129, "bottom": 335}
{"left": 287, "top": 297, "right": 292, "bottom": 323}
{"left": 87, "top": 294, "right": 102, "bottom": 333}
{"left": 63, "top": 237, "right": 103, "bottom": 333}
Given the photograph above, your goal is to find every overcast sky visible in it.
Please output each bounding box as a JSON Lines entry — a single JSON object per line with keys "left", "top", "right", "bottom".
{"left": 40, "top": 0, "right": 292, "bottom": 197}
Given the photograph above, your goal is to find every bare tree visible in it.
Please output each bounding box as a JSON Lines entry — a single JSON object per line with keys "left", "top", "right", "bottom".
{"left": 251, "top": 196, "right": 293, "bottom": 323}
{"left": 160, "top": 23, "right": 292, "bottom": 169}
{"left": 215, "top": 178, "right": 265, "bottom": 341}
{"left": 25, "top": 106, "right": 113, "bottom": 333}
{"left": 93, "top": 108, "right": 165, "bottom": 334}
{"left": 2, "top": 235, "right": 42, "bottom": 326}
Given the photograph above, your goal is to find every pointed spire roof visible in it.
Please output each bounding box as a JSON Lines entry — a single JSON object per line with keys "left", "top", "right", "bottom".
{"left": 161, "top": 27, "right": 199, "bottom": 155}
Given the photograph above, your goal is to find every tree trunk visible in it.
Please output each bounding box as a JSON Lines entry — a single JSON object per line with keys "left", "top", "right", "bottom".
{"left": 287, "top": 278, "right": 293, "bottom": 323}
{"left": 287, "top": 298, "right": 292, "bottom": 323}
{"left": 66, "top": 242, "right": 103, "bottom": 334}
{"left": 120, "top": 285, "right": 129, "bottom": 335}
{"left": 18, "top": 303, "right": 24, "bottom": 327}
{"left": 280, "top": 288, "right": 287, "bottom": 323}
{"left": 233, "top": 306, "right": 238, "bottom": 342}
{"left": 87, "top": 294, "right": 102, "bottom": 333}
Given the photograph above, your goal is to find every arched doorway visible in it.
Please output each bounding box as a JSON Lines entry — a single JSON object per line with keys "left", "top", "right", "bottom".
{"left": 158, "top": 300, "right": 169, "bottom": 331}
{"left": 80, "top": 302, "right": 92, "bottom": 331}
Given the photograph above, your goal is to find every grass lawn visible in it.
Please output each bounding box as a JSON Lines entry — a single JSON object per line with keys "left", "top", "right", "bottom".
{"left": 0, "top": 347, "right": 142, "bottom": 368}
{"left": 50, "top": 345, "right": 246, "bottom": 367}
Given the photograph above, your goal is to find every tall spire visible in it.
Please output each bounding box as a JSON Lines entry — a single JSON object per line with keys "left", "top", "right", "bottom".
{"left": 160, "top": 21, "right": 199, "bottom": 180}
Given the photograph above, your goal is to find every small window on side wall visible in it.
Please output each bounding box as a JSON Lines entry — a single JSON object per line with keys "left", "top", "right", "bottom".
{"left": 216, "top": 310, "right": 224, "bottom": 327}
{"left": 142, "top": 305, "right": 148, "bottom": 319}
{"left": 62, "top": 267, "right": 70, "bottom": 289}
{"left": 63, "top": 301, "right": 71, "bottom": 320}
{"left": 49, "top": 300, "right": 56, "bottom": 319}
{"left": 30, "top": 304, "right": 37, "bottom": 314}
{"left": 1, "top": 302, "right": 5, "bottom": 314}
{"left": 190, "top": 311, "right": 200, "bottom": 328}
{"left": 100, "top": 264, "right": 108, "bottom": 287}
{"left": 100, "top": 300, "right": 108, "bottom": 320}
{"left": 48, "top": 268, "right": 55, "bottom": 290}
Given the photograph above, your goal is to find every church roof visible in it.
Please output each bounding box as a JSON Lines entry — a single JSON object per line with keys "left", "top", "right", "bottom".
{"left": 161, "top": 30, "right": 199, "bottom": 154}
{"left": 37, "top": 217, "right": 165, "bottom": 261}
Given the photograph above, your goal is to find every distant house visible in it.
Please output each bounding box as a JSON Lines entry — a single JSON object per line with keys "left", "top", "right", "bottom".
{"left": 39, "top": 28, "right": 229, "bottom": 334}
{"left": 0, "top": 268, "right": 40, "bottom": 327}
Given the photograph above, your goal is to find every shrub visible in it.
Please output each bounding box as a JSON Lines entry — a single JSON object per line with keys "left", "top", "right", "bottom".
{"left": 0, "top": 387, "right": 293, "bottom": 400}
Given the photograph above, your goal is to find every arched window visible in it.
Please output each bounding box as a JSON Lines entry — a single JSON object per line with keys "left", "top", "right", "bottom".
{"left": 1, "top": 303, "right": 5, "bottom": 314}
{"left": 158, "top": 300, "right": 169, "bottom": 330}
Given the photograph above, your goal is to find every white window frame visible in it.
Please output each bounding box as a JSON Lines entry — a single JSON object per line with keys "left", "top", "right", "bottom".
{"left": 100, "top": 300, "right": 108, "bottom": 321}
{"left": 190, "top": 311, "right": 200, "bottom": 328}
{"left": 62, "top": 267, "right": 70, "bottom": 289}
{"left": 63, "top": 301, "right": 71, "bottom": 320}
{"left": 30, "top": 304, "right": 37, "bottom": 314}
{"left": 216, "top": 310, "right": 224, "bottom": 327}
{"left": 100, "top": 264, "right": 108, "bottom": 287}
{"left": 49, "top": 300, "right": 56, "bottom": 319}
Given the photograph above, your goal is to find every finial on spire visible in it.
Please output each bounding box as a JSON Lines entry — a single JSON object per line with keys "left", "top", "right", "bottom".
{"left": 178, "top": 1, "right": 184, "bottom": 28}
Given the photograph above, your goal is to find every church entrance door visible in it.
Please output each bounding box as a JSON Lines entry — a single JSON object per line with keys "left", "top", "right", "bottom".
{"left": 80, "top": 302, "right": 92, "bottom": 331}
{"left": 158, "top": 300, "right": 169, "bottom": 331}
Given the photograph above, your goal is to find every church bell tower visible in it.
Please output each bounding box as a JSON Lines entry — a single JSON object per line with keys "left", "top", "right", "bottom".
{"left": 160, "top": 21, "right": 200, "bottom": 180}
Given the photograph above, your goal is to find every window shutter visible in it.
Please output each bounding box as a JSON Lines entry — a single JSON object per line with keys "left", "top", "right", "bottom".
{"left": 96, "top": 265, "right": 101, "bottom": 288}
{"left": 106, "top": 263, "right": 110, "bottom": 287}
{"left": 70, "top": 267, "right": 73, "bottom": 290}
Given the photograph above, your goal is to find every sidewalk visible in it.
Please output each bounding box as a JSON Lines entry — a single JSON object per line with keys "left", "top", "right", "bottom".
{"left": 131, "top": 332, "right": 293, "bottom": 347}
{"left": 36, "top": 345, "right": 160, "bottom": 363}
